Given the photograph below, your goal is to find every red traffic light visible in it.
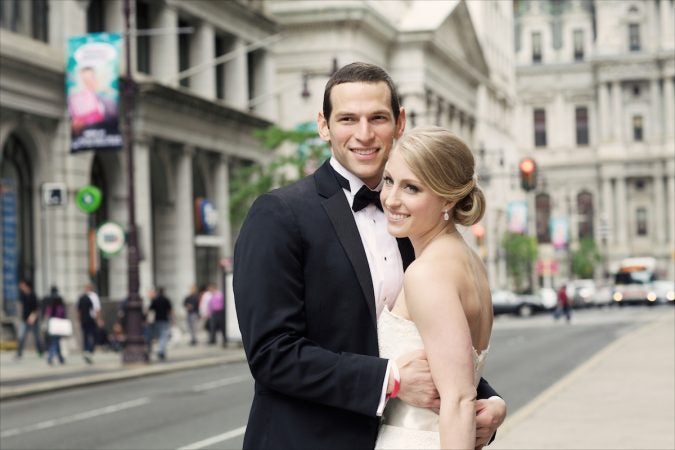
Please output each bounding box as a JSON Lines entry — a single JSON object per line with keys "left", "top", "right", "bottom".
{"left": 519, "top": 157, "right": 537, "bottom": 192}
{"left": 519, "top": 158, "right": 536, "bottom": 174}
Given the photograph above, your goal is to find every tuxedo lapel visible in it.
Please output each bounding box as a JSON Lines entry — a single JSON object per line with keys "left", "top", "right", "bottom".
{"left": 316, "top": 162, "right": 378, "bottom": 328}
{"left": 397, "top": 238, "right": 415, "bottom": 270}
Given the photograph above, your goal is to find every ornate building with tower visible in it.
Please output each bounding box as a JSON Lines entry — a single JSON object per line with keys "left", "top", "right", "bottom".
{"left": 514, "top": 0, "right": 675, "bottom": 283}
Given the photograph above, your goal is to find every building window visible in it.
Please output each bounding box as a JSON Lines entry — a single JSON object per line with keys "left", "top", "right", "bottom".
{"left": 536, "top": 193, "right": 551, "bottom": 243}
{"left": 0, "top": 0, "right": 49, "bottom": 42}
{"left": 87, "top": 0, "right": 105, "bottom": 33}
{"left": 636, "top": 207, "right": 647, "bottom": 236}
{"left": 629, "top": 24, "right": 640, "bottom": 51}
{"left": 575, "top": 107, "right": 589, "bottom": 146}
{"left": 577, "top": 191, "right": 594, "bottom": 240}
{"left": 136, "top": 0, "right": 151, "bottom": 74}
{"left": 532, "top": 31, "right": 542, "bottom": 63}
{"left": 32, "top": 0, "right": 48, "bottom": 42}
{"left": 633, "top": 115, "right": 643, "bottom": 141}
{"left": 178, "top": 19, "right": 191, "bottom": 88}
{"left": 573, "top": 29, "right": 584, "bottom": 61}
{"left": 534, "top": 108, "right": 547, "bottom": 147}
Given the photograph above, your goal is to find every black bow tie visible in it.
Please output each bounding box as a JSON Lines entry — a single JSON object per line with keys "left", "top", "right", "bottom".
{"left": 330, "top": 165, "right": 383, "bottom": 212}
{"left": 352, "top": 185, "right": 383, "bottom": 212}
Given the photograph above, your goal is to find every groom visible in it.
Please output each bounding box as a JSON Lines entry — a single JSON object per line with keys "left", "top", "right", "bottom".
{"left": 234, "top": 62, "right": 506, "bottom": 449}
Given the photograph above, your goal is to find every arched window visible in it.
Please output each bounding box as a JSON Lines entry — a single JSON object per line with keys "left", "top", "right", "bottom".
{"left": 577, "top": 191, "right": 594, "bottom": 240}
{"left": 535, "top": 193, "right": 551, "bottom": 243}
{"left": 91, "top": 154, "right": 110, "bottom": 297}
{"left": 1, "top": 134, "right": 34, "bottom": 316}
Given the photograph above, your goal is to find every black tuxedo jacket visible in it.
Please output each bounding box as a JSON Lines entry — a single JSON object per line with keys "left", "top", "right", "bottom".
{"left": 233, "top": 160, "right": 497, "bottom": 450}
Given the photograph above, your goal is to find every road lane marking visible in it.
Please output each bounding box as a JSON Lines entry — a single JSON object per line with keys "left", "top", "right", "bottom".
{"left": 177, "top": 425, "right": 247, "bottom": 449}
{"left": 192, "top": 374, "right": 250, "bottom": 392}
{"left": 0, "top": 397, "right": 151, "bottom": 439}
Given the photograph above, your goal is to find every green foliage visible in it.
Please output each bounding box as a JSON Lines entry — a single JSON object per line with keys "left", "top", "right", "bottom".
{"left": 229, "top": 124, "right": 331, "bottom": 226}
{"left": 570, "top": 238, "right": 601, "bottom": 279}
{"left": 502, "top": 232, "right": 538, "bottom": 293}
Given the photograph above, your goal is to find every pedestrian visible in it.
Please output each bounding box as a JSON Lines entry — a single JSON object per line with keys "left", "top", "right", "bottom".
{"left": 555, "top": 283, "right": 572, "bottom": 323}
{"left": 148, "top": 287, "right": 174, "bottom": 361}
{"left": 77, "top": 283, "right": 100, "bottom": 363}
{"left": 233, "top": 62, "right": 506, "bottom": 449}
{"left": 183, "top": 284, "right": 200, "bottom": 346}
{"left": 206, "top": 283, "right": 225, "bottom": 346}
{"left": 15, "top": 279, "right": 44, "bottom": 360}
{"left": 44, "top": 286, "right": 67, "bottom": 365}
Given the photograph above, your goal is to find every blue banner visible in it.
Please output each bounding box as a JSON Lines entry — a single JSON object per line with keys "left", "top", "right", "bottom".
{"left": 67, "top": 32, "right": 123, "bottom": 152}
{"left": 1, "top": 178, "right": 19, "bottom": 316}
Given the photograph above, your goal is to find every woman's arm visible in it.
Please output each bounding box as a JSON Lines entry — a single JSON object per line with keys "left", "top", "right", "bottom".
{"left": 405, "top": 260, "right": 476, "bottom": 450}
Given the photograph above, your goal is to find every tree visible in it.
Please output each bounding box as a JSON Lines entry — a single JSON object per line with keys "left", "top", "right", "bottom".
{"left": 229, "top": 124, "right": 330, "bottom": 226}
{"left": 502, "top": 232, "right": 538, "bottom": 293}
{"left": 570, "top": 238, "right": 601, "bottom": 279}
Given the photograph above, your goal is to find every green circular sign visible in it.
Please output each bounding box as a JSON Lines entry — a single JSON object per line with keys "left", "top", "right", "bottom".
{"left": 75, "top": 186, "right": 102, "bottom": 213}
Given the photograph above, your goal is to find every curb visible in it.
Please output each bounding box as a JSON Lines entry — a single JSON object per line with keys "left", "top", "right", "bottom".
{"left": 495, "top": 313, "right": 674, "bottom": 438}
{"left": 0, "top": 350, "right": 247, "bottom": 400}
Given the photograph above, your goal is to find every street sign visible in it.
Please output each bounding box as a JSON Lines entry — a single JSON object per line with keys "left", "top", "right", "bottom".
{"left": 75, "top": 185, "right": 102, "bottom": 213}
{"left": 42, "top": 182, "right": 67, "bottom": 207}
{"left": 96, "top": 221, "right": 125, "bottom": 257}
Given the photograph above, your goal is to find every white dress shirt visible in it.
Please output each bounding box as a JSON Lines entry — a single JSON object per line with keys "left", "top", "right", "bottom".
{"left": 330, "top": 158, "right": 404, "bottom": 415}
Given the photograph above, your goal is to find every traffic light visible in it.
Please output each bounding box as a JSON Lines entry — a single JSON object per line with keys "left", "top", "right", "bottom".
{"left": 519, "top": 157, "right": 537, "bottom": 192}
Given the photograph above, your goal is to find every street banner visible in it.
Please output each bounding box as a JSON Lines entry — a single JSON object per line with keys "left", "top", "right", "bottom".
{"left": 550, "top": 216, "right": 569, "bottom": 249}
{"left": 67, "top": 32, "right": 122, "bottom": 152}
{"left": 1, "top": 178, "right": 19, "bottom": 316}
{"left": 507, "top": 200, "right": 528, "bottom": 234}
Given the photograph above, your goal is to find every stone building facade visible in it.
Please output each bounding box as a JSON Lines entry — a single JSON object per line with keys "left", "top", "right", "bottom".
{"left": 514, "top": 0, "right": 675, "bottom": 283}
{"left": 0, "top": 0, "right": 277, "bottom": 322}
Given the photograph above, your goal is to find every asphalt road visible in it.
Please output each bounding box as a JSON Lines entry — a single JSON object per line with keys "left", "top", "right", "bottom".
{"left": 0, "top": 305, "right": 667, "bottom": 450}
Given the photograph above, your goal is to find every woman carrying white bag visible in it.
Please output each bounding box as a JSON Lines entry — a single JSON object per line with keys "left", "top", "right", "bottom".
{"left": 44, "top": 286, "right": 71, "bottom": 365}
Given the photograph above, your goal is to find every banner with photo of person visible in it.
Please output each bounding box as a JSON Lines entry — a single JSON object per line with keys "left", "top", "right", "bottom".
{"left": 507, "top": 200, "right": 528, "bottom": 234}
{"left": 550, "top": 217, "right": 569, "bottom": 249}
{"left": 66, "top": 32, "right": 123, "bottom": 152}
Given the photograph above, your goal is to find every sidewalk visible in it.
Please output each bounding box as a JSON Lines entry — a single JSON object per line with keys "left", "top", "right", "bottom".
{"left": 491, "top": 310, "right": 675, "bottom": 450}
{"left": 0, "top": 333, "right": 247, "bottom": 400}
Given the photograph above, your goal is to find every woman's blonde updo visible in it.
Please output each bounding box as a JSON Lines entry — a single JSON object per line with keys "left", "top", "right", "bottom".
{"left": 393, "top": 126, "right": 486, "bottom": 226}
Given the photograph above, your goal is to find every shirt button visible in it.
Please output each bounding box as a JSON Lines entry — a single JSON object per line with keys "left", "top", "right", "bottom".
{"left": 384, "top": 257, "right": 387, "bottom": 261}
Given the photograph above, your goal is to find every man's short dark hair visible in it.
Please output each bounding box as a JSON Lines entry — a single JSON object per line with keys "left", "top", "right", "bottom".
{"left": 322, "top": 62, "right": 401, "bottom": 125}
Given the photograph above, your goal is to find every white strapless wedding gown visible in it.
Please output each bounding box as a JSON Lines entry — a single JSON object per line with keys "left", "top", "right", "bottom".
{"left": 375, "top": 307, "right": 489, "bottom": 449}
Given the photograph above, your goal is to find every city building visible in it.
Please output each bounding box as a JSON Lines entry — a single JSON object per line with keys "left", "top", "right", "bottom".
{"left": 1, "top": 0, "right": 278, "bottom": 325}
{"left": 513, "top": 0, "right": 675, "bottom": 284}
{"left": 265, "top": 0, "right": 520, "bottom": 290}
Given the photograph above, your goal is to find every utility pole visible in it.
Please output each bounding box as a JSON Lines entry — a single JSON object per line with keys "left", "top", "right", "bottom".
{"left": 122, "top": 0, "right": 147, "bottom": 363}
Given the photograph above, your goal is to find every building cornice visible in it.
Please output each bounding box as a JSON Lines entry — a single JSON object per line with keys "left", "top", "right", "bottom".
{"left": 137, "top": 80, "right": 272, "bottom": 130}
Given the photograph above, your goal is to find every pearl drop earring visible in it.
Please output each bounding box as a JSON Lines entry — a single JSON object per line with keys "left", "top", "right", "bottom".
{"left": 443, "top": 211, "right": 449, "bottom": 221}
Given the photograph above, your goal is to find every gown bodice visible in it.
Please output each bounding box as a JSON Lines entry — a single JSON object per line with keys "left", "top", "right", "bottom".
{"left": 375, "top": 307, "right": 489, "bottom": 449}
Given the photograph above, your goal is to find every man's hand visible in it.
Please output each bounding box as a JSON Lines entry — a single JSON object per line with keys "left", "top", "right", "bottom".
{"left": 395, "top": 349, "right": 440, "bottom": 409}
{"left": 475, "top": 396, "right": 507, "bottom": 449}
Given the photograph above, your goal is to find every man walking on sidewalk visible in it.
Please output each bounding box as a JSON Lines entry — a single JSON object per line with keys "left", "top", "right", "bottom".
{"left": 77, "top": 283, "right": 100, "bottom": 364}
{"left": 15, "top": 279, "right": 44, "bottom": 360}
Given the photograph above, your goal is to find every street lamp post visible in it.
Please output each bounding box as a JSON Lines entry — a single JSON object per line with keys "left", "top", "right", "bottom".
{"left": 122, "top": 0, "right": 147, "bottom": 363}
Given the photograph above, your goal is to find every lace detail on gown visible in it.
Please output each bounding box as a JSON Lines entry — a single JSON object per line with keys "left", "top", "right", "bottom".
{"left": 375, "top": 307, "right": 489, "bottom": 449}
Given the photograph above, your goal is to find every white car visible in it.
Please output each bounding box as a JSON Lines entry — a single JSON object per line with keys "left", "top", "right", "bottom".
{"left": 648, "top": 280, "right": 675, "bottom": 304}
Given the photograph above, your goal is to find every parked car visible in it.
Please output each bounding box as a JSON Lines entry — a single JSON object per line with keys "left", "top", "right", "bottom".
{"left": 568, "top": 279, "right": 596, "bottom": 308}
{"left": 648, "top": 280, "right": 675, "bottom": 305}
{"left": 538, "top": 287, "right": 558, "bottom": 310}
{"left": 491, "top": 289, "right": 548, "bottom": 317}
{"left": 588, "top": 285, "right": 613, "bottom": 307}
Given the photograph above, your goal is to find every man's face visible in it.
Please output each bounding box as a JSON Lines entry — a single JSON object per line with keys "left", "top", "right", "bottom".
{"left": 318, "top": 82, "right": 405, "bottom": 188}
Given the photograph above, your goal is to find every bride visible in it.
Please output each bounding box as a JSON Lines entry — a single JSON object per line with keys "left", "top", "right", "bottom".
{"left": 376, "top": 126, "right": 494, "bottom": 449}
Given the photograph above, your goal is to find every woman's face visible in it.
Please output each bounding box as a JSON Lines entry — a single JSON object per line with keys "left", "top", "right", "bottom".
{"left": 380, "top": 149, "right": 449, "bottom": 240}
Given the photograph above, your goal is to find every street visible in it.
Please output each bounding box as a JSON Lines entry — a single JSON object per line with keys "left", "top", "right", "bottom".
{"left": 0, "top": 306, "right": 669, "bottom": 450}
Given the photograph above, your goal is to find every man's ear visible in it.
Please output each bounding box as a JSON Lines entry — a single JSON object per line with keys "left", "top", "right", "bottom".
{"left": 317, "top": 112, "right": 331, "bottom": 142}
{"left": 395, "top": 107, "right": 406, "bottom": 139}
